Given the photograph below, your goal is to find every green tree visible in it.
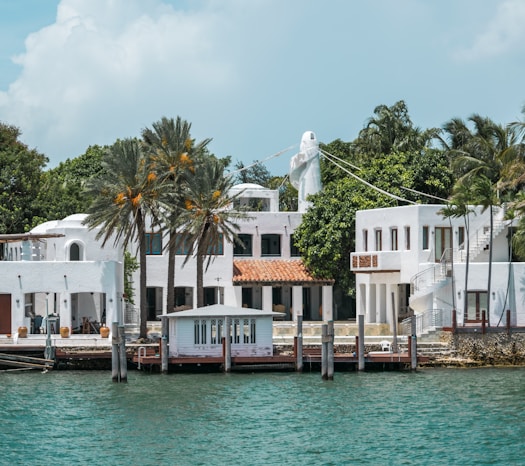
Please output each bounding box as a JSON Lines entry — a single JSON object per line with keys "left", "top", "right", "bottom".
{"left": 180, "top": 155, "right": 248, "bottom": 307}
{"left": 142, "top": 116, "right": 211, "bottom": 313}
{"left": 32, "top": 145, "right": 105, "bottom": 226}
{"left": 83, "top": 139, "right": 167, "bottom": 338}
{"left": 0, "top": 123, "right": 48, "bottom": 233}
{"left": 294, "top": 177, "right": 392, "bottom": 298}
{"left": 233, "top": 160, "right": 272, "bottom": 186}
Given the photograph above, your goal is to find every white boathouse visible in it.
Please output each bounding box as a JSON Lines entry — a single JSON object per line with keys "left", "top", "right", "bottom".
{"left": 164, "top": 304, "right": 283, "bottom": 357}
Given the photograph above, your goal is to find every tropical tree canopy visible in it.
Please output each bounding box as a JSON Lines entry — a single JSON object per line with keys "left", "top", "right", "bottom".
{"left": 180, "top": 155, "right": 249, "bottom": 307}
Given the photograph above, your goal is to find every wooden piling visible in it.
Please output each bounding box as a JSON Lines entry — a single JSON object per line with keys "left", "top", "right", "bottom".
{"left": 111, "top": 322, "right": 119, "bottom": 382}
{"left": 224, "top": 316, "right": 231, "bottom": 373}
{"left": 296, "top": 315, "right": 303, "bottom": 372}
{"left": 410, "top": 316, "right": 417, "bottom": 371}
{"left": 452, "top": 309, "right": 457, "bottom": 333}
{"left": 118, "top": 325, "right": 127, "bottom": 382}
{"left": 327, "top": 320, "right": 334, "bottom": 380}
{"left": 482, "top": 310, "right": 486, "bottom": 334}
{"left": 358, "top": 314, "right": 365, "bottom": 371}
{"left": 161, "top": 316, "right": 168, "bottom": 374}
{"left": 321, "top": 323, "right": 328, "bottom": 379}
{"left": 506, "top": 309, "right": 511, "bottom": 336}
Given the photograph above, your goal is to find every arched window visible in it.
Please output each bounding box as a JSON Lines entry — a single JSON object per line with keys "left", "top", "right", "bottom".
{"left": 70, "top": 243, "right": 80, "bottom": 261}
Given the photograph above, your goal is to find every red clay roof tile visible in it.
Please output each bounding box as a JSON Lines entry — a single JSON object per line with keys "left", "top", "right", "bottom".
{"left": 233, "top": 259, "right": 333, "bottom": 285}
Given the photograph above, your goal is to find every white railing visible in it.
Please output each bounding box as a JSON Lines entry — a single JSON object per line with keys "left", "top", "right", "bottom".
{"left": 400, "top": 308, "right": 452, "bottom": 336}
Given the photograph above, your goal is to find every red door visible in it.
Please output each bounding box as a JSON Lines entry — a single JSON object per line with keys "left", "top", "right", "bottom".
{"left": 0, "top": 294, "right": 12, "bottom": 334}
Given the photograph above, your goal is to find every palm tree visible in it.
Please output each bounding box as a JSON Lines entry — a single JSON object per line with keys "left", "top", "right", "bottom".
{"left": 142, "top": 116, "right": 211, "bottom": 313}
{"left": 83, "top": 139, "right": 167, "bottom": 338}
{"left": 179, "top": 155, "right": 249, "bottom": 308}
{"left": 470, "top": 175, "right": 499, "bottom": 325}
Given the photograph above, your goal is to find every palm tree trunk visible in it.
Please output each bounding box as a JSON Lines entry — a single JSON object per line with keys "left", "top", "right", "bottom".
{"left": 464, "top": 215, "right": 470, "bottom": 323}
{"left": 137, "top": 212, "right": 148, "bottom": 339}
{"left": 166, "top": 231, "right": 176, "bottom": 313}
{"left": 196, "top": 250, "right": 204, "bottom": 308}
{"left": 487, "top": 205, "right": 493, "bottom": 326}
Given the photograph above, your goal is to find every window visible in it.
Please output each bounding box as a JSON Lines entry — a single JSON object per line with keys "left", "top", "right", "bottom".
{"left": 194, "top": 319, "right": 200, "bottom": 344}
{"left": 243, "top": 319, "right": 250, "bottom": 343}
{"left": 363, "top": 229, "right": 368, "bottom": 252}
{"left": 207, "top": 234, "right": 223, "bottom": 255}
{"left": 176, "top": 234, "right": 191, "bottom": 255}
{"left": 391, "top": 228, "right": 398, "bottom": 251}
{"left": 262, "top": 234, "right": 281, "bottom": 256}
{"left": 405, "top": 227, "right": 411, "bottom": 250}
{"left": 290, "top": 234, "right": 301, "bottom": 257}
{"left": 146, "top": 232, "right": 162, "bottom": 255}
{"left": 70, "top": 243, "right": 81, "bottom": 261}
{"left": 375, "top": 229, "right": 382, "bottom": 251}
{"left": 250, "top": 319, "right": 256, "bottom": 343}
{"left": 458, "top": 227, "right": 465, "bottom": 250}
{"left": 234, "top": 234, "right": 253, "bottom": 256}
{"left": 465, "top": 291, "right": 488, "bottom": 323}
{"left": 422, "top": 226, "right": 429, "bottom": 250}
{"left": 194, "top": 319, "right": 207, "bottom": 344}
{"left": 233, "top": 319, "right": 240, "bottom": 344}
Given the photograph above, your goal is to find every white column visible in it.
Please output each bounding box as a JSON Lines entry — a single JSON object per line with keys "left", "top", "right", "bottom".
{"left": 262, "top": 286, "right": 273, "bottom": 312}
{"left": 292, "top": 286, "right": 303, "bottom": 322}
{"left": 322, "top": 285, "right": 333, "bottom": 321}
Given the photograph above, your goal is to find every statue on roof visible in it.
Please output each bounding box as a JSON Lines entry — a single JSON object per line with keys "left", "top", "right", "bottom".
{"left": 290, "top": 131, "right": 322, "bottom": 212}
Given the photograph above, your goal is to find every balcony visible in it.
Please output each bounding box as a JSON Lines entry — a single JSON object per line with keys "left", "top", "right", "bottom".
{"left": 350, "top": 251, "right": 401, "bottom": 272}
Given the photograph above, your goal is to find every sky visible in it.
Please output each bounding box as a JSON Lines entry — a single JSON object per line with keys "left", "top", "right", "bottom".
{"left": 1, "top": 0, "right": 525, "bottom": 176}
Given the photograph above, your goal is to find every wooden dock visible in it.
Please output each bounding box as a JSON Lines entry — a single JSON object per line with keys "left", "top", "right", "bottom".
{"left": 131, "top": 347, "right": 423, "bottom": 372}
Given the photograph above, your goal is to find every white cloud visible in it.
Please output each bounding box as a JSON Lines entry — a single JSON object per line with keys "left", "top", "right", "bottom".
{"left": 0, "top": 0, "right": 248, "bottom": 161}
{"left": 454, "top": 0, "right": 525, "bottom": 61}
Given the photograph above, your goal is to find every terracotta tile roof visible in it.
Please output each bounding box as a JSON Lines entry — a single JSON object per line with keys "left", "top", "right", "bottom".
{"left": 233, "top": 259, "right": 334, "bottom": 285}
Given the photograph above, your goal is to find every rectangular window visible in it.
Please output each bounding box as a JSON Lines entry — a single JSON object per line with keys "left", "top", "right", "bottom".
{"left": 194, "top": 319, "right": 200, "bottom": 344}
{"left": 145, "top": 232, "right": 162, "bottom": 255}
{"left": 176, "top": 234, "right": 191, "bottom": 255}
{"left": 422, "top": 226, "right": 429, "bottom": 250}
{"left": 234, "top": 234, "right": 253, "bottom": 256}
{"left": 458, "top": 227, "right": 465, "bottom": 250}
{"left": 250, "top": 319, "right": 256, "bottom": 343}
{"left": 405, "top": 226, "right": 411, "bottom": 250}
{"left": 290, "top": 234, "right": 301, "bottom": 257}
{"left": 243, "top": 319, "right": 250, "bottom": 343}
{"left": 262, "top": 234, "right": 281, "bottom": 256}
{"left": 233, "top": 319, "right": 240, "bottom": 344}
{"left": 211, "top": 319, "right": 217, "bottom": 344}
{"left": 207, "top": 234, "right": 224, "bottom": 255}
{"left": 375, "top": 229, "right": 382, "bottom": 251}
{"left": 391, "top": 228, "right": 398, "bottom": 251}
{"left": 363, "top": 229, "right": 368, "bottom": 252}
{"left": 201, "top": 319, "right": 207, "bottom": 344}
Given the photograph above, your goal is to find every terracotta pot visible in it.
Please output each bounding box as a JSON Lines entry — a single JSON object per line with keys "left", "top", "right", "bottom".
{"left": 18, "top": 326, "right": 28, "bottom": 338}
{"left": 100, "top": 326, "right": 110, "bottom": 338}
{"left": 60, "top": 326, "right": 70, "bottom": 338}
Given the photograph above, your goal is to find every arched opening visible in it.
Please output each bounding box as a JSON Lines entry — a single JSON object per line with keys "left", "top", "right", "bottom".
{"left": 70, "top": 243, "right": 80, "bottom": 261}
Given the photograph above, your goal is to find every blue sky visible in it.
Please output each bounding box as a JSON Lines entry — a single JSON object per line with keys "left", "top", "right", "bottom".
{"left": 1, "top": 0, "right": 524, "bottom": 175}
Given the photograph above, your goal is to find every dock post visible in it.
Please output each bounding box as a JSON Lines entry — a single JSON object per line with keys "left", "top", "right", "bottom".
{"left": 452, "top": 309, "right": 457, "bottom": 334}
{"left": 410, "top": 316, "right": 417, "bottom": 371}
{"left": 224, "top": 316, "right": 231, "bottom": 373}
{"left": 118, "top": 325, "right": 127, "bottom": 382}
{"left": 111, "top": 322, "right": 120, "bottom": 382}
{"left": 296, "top": 314, "right": 303, "bottom": 372}
{"left": 358, "top": 314, "right": 365, "bottom": 371}
{"left": 391, "top": 292, "right": 398, "bottom": 353}
{"left": 327, "top": 320, "right": 334, "bottom": 380}
{"left": 482, "top": 311, "right": 486, "bottom": 334}
{"left": 321, "top": 323, "right": 328, "bottom": 379}
{"left": 161, "top": 316, "right": 168, "bottom": 374}
{"left": 506, "top": 309, "right": 511, "bottom": 336}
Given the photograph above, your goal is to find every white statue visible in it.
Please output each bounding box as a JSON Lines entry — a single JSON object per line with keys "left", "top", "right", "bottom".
{"left": 290, "top": 131, "right": 322, "bottom": 212}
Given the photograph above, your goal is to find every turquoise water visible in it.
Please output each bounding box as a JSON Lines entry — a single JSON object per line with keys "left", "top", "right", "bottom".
{"left": 1, "top": 368, "right": 524, "bottom": 465}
